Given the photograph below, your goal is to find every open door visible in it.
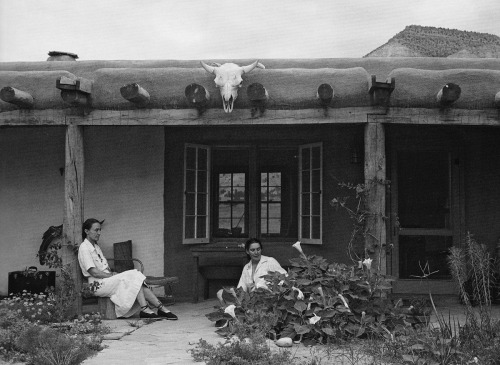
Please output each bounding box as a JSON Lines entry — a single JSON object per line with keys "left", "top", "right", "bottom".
{"left": 390, "top": 148, "right": 461, "bottom": 295}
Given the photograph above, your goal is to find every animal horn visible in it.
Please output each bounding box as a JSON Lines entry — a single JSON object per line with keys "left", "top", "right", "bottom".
{"left": 200, "top": 61, "right": 216, "bottom": 74}
{"left": 241, "top": 60, "right": 260, "bottom": 74}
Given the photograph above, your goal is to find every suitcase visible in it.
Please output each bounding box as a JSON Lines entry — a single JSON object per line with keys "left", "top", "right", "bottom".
{"left": 8, "top": 266, "right": 56, "bottom": 295}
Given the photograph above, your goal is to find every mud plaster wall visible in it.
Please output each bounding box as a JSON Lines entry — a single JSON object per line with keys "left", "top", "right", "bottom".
{"left": 0, "top": 126, "right": 165, "bottom": 296}
{"left": 83, "top": 127, "right": 165, "bottom": 292}
{"left": 0, "top": 127, "right": 65, "bottom": 295}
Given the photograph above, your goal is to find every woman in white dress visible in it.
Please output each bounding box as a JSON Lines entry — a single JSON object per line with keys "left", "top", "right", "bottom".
{"left": 78, "top": 218, "right": 177, "bottom": 320}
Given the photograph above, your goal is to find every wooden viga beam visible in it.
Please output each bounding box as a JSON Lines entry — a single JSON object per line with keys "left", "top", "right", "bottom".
{"left": 185, "top": 83, "right": 210, "bottom": 115}
{"left": 120, "top": 83, "right": 150, "bottom": 108}
{"left": 436, "top": 83, "right": 461, "bottom": 107}
{"left": 247, "top": 83, "right": 268, "bottom": 117}
{"left": 0, "top": 86, "right": 34, "bottom": 108}
{"left": 316, "top": 83, "right": 334, "bottom": 106}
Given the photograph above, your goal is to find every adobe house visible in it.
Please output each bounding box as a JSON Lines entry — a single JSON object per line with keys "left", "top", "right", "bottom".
{"left": 1, "top": 53, "right": 499, "bottom": 308}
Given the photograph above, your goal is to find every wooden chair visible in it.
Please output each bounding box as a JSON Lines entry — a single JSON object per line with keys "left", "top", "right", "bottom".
{"left": 84, "top": 240, "right": 178, "bottom": 319}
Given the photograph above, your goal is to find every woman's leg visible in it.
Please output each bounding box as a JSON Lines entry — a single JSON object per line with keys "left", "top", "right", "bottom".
{"left": 142, "top": 286, "right": 178, "bottom": 320}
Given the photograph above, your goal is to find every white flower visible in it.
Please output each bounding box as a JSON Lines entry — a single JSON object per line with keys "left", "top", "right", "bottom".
{"left": 292, "top": 241, "right": 305, "bottom": 257}
{"left": 278, "top": 280, "right": 284, "bottom": 286}
{"left": 362, "top": 258, "right": 372, "bottom": 270}
{"left": 338, "top": 294, "right": 351, "bottom": 312}
{"left": 309, "top": 313, "right": 321, "bottom": 325}
{"left": 224, "top": 304, "right": 236, "bottom": 319}
{"left": 292, "top": 286, "right": 304, "bottom": 300}
{"left": 316, "top": 286, "right": 324, "bottom": 298}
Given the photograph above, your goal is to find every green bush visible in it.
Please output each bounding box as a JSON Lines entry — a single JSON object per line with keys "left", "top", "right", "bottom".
{"left": 207, "top": 246, "right": 422, "bottom": 344}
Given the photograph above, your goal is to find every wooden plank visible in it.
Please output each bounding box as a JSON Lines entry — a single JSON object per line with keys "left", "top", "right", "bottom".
{"left": 1, "top": 107, "right": 499, "bottom": 126}
{"left": 0, "top": 108, "right": 373, "bottom": 126}
{"left": 364, "top": 122, "right": 387, "bottom": 274}
{"left": 62, "top": 124, "right": 84, "bottom": 315}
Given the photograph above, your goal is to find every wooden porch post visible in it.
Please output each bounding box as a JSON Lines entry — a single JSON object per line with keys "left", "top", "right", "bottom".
{"left": 364, "top": 122, "right": 387, "bottom": 274}
{"left": 62, "top": 124, "right": 84, "bottom": 315}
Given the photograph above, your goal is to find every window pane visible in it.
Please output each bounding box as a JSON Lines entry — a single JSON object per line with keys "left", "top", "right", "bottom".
{"left": 186, "top": 147, "right": 196, "bottom": 170}
{"left": 269, "top": 187, "right": 281, "bottom": 201}
{"left": 312, "top": 217, "right": 320, "bottom": 239}
{"left": 302, "top": 171, "right": 310, "bottom": 192}
{"left": 302, "top": 194, "right": 310, "bottom": 215}
{"left": 233, "top": 187, "right": 245, "bottom": 201}
{"left": 268, "top": 218, "right": 281, "bottom": 234}
{"left": 198, "top": 171, "right": 207, "bottom": 193}
{"left": 196, "top": 217, "right": 206, "bottom": 238}
{"left": 197, "top": 194, "right": 207, "bottom": 215}
{"left": 219, "top": 173, "right": 231, "bottom": 187}
{"left": 260, "top": 187, "right": 268, "bottom": 201}
{"left": 219, "top": 203, "right": 231, "bottom": 218}
{"left": 185, "top": 170, "right": 195, "bottom": 192}
{"left": 218, "top": 219, "right": 231, "bottom": 230}
{"left": 312, "top": 193, "right": 320, "bottom": 215}
{"left": 269, "top": 173, "right": 281, "bottom": 186}
{"left": 312, "top": 146, "right": 321, "bottom": 169}
{"left": 185, "top": 217, "right": 195, "bottom": 239}
{"left": 312, "top": 170, "right": 320, "bottom": 192}
{"left": 261, "top": 218, "right": 268, "bottom": 234}
{"left": 268, "top": 203, "right": 280, "bottom": 218}
{"left": 185, "top": 193, "right": 195, "bottom": 215}
{"left": 233, "top": 204, "right": 245, "bottom": 225}
{"left": 261, "top": 173, "right": 268, "bottom": 185}
{"left": 399, "top": 235, "right": 452, "bottom": 279}
{"left": 302, "top": 148, "right": 310, "bottom": 170}
{"left": 233, "top": 173, "right": 245, "bottom": 187}
{"left": 261, "top": 204, "right": 268, "bottom": 219}
{"left": 198, "top": 148, "right": 207, "bottom": 171}
{"left": 219, "top": 187, "right": 231, "bottom": 202}
{"left": 301, "top": 217, "right": 310, "bottom": 239}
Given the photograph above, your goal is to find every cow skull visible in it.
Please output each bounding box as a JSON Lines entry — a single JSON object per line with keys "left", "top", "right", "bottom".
{"left": 201, "top": 60, "right": 265, "bottom": 113}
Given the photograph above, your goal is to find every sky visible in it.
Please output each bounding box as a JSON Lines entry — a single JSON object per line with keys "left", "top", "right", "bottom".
{"left": 0, "top": 0, "right": 499, "bottom": 62}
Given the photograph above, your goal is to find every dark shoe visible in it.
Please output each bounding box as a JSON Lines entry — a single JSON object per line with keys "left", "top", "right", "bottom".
{"left": 158, "top": 310, "right": 178, "bottom": 320}
{"left": 140, "top": 310, "right": 160, "bottom": 319}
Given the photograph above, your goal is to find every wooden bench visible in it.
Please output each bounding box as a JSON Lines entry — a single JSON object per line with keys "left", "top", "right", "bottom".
{"left": 190, "top": 243, "right": 247, "bottom": 303}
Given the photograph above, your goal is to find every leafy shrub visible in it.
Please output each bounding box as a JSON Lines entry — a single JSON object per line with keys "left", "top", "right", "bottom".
{"left": 207, "top": 245, "right": 423, "bottom": 344}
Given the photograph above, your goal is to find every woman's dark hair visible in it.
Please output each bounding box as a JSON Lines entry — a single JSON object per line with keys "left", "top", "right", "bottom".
{"left": 82, "top": 218, "right": 101, "bottom": 239}
{"left": 245, "top": 238, "right": 263, "bottom": 252}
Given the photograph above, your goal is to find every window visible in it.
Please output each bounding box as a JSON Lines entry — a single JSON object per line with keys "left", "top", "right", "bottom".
{"left": 299, "top": 143, "right": 322, "bottom": 244}
{"left": 183, "top": 144, "right": 210, "bottom": 244}
{"left": 183, "top": 143, "right": 321, "bottom": 243}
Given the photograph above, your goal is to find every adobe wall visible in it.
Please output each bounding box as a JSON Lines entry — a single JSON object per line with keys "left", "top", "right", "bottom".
{"left": 0, "top": 126, "right": 165, "bottom": 296}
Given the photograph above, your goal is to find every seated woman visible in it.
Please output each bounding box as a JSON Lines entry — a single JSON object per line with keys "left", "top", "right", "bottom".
{"left": 217, "top": 238, "right": 286, "bottom": 305}
{"left": 78, "top": 218, "right": 178, "bottom": 320}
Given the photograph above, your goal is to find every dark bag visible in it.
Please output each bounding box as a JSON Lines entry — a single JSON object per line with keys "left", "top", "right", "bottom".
{"left": 8, "top": 266, "right": 56, "bottom": 295}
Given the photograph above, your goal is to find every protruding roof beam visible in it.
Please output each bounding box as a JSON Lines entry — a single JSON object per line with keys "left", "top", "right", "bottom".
{"left": 247, "top": 83, "right": 268, "bottom": 117}
{"left": 185, "top": 83, "right": 210, "bottom": 116}
{"left": 0, "top": 86, "right": 34, "bottom": 108}
{"left": 120, "top": 83, "right": 150, "bottom": 108}
{"left": 436, "top": 83, "right": 461, "bottom": 107}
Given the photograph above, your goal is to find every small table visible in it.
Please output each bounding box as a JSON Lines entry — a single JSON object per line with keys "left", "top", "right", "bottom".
{"left": 190, "top": 243, "right": 247, "bottom": 303}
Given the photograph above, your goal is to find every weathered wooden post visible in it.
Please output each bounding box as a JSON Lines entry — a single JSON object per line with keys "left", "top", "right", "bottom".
{"left": 364, "top": 122, "right": 386, "bottom": 274}
{"left": 62, "top": 123, "right": 84, "bottom": 315}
